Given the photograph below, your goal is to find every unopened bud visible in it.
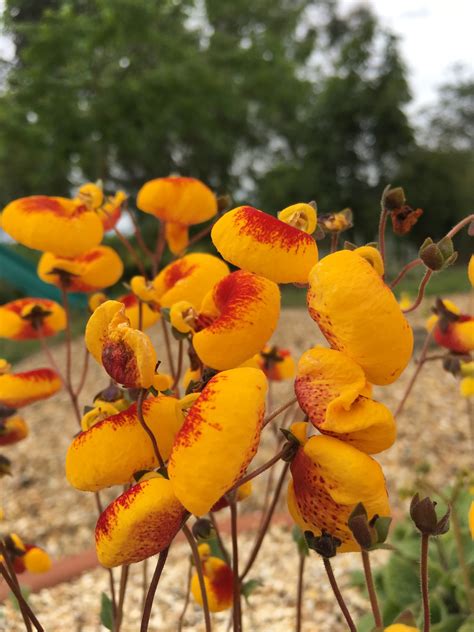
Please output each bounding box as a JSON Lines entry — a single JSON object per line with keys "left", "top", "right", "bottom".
{"left": 410, "top": 493, "right": 450, "bottom": 536}
{"left": 383, "top": 186, "right": 406, "bottom": 211}
{"left": 419, "top": 237, "right": 458, "bottom": 271}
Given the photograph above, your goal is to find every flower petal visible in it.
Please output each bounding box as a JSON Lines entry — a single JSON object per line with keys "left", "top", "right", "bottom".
{"left": 0, "top": 368, "right": 61, "bottom": 408}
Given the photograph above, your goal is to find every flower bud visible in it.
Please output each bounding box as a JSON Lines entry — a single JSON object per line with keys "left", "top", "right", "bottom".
{"left": 383, "top": 187, "right": 406, "bottom": 211}
{"left": 409, "top": 493, "right": 450, "bottom": 535}
{"left": 347, "top": 502, "right": 392, "bottom": 550}
{"left": 192, "top": 519, "right": 215, "bottom": 541}
{"left": 419, "top": 237, "right": 458, "bottom": 271}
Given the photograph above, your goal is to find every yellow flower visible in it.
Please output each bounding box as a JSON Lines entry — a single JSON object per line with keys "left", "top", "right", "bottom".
{"left": 152, "top": 372, "right": 173, "bottom": 391}
{"left": 191, "top": 543, "right": 233, "bottom": 612}
{"left": 169, "top": 368, "right": 267, "bottom": 515}
{"left": 88, "top": 292, "right": 107, "bottom": 312}
{"left": 460, "top": 376, "right": 474, "bottom": 398}
{"left": 77, "top": 183, "right": 127, "bottom": 231}
{"left": 130, "top": 276, "right": 160, "bottom": 305}
{"left": 153, "top": 253, "right": 229, "bottom": 309}
{"left": 426, "top": 299, "right": 474, "bottom": 354}
{"left": 78, "top": 182, "right": 104, "bottom": 209}
{"left": 468, "top": 255, "right": 474, "bottom": 287}
{"left": 257, "top": 345, "right": 296, "bottom": 381}
{"left": 85, "top": 300, "right": 157, "bottom": 388}
{"left": 469, "top": 501, "right": 474, "bottom": 539}
{"left": 287, "top": 422, "right": 390, "bottom": 552}
{"left": 193, "top": 270, "right": 280, "bottom": 370}
{"left": 2, "top": 196, "right": 103, "bottom": 256}
{"left": 137, "top": 176, "right": 217, "bottom": 253}
{"left": 170, "top": 300, "right": 196, "bottom": 334}
{"left": 277, "top": 202, "right": 317, "bottom": 235}
{"left": 0, "top": 367, "right": 61, "bottom": 408}
{"left": 308, "top": 248, "right": 413, "bottom": 385}
{"left": 211, "top": 205, "right": 318, "bottom": 284}
{"left": 0, "top": 298, "right": 66, "bottom": 340}
{"left": 22, "top": 547, "right": 52, "bottom": 574}
{"left": 66, "top": 395, "right": 183, "bottom": 491}
{"left": 37, "top": 246, "right": 123, "bottom": 292}
{"left": 0, "top": 416, "right": 28, "bottom": 446}
{"left": 95, "top": 477, "right": 185, "bottom": 567}
{"left": 118, "top": 293, "right": 160, "bottom": 330}
{"left": 384, "top": 626, "right": 419, "bottom": 632}
{"left": 295, "top": 347, "right": 396, "bottom": 453}
{"left": 80, "top": 402, "right": 120, "bottom": 431}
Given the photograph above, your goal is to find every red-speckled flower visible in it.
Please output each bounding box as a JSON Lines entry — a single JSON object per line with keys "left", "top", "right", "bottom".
{"left": 85, "top": 300, "right": 157, "bottom": 388}
{"left": 307, "top": 248, "right": 413, "bottom": 385}
{"left": 211, "top": 205, "right": 318, "bottom": 284}
{"left": 295, "top": 347, "right": 395, "bottom": 454}
{"left": 37, "top": 246, "right": 123, "bottom": 292}
{"left": 0, "top": 415, "right": 28, "bottom": 446}
{"left": 66, "top": 395, "right": 183, "bottom": 491}
{"left": 137, "top": 176, "right": 217, "bottom": 254}
{"left": 0, "top": 366, "right": 61, "bottom": 408}
{"left": 153, "top": 253, "right": 229, "bottom": 309}
{"left": 426, "top": 298, "right": 473, "bottom": 354}
{"left": 2, "top": 196, "right": 103, "bottom": 256}
{"left": 168, "top": 368, "right": 267, "bottom": 515}
{"left": 193, "top": 270, "right": 280, "bottom": 370}
{"left": 287, "top": 422, "right": 390, "bottom": 552}
{"left": 0, "top": 298, "right": 66, "bottom": 340}
{"left": 191, "top": 543, "right": 233, "bottom": 612}
{"left": 95, "top": 477, "right": 186, "bottom": 567}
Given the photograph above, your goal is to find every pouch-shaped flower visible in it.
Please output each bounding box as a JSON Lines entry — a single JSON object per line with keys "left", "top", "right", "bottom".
{"left": 0, "top": 298, "right": 66, "bottom": 340}
{"left": 2, "top": 196, "right": 103, "bottom": 256}
{"left": 211, "top": 205, "right": 318, "bottom": 284}
{"left": 66, "top": 395, "right": 183, "bottom": 491}
{"left": 193, "top": 271, "right": 280, "bottom": 370}
{"left": 0, "top": 367, "right": 61, "bottom": 408}
{"left": 307, "top": 248, "right": 413, "bottom": 385}
{"left": 191, "top": 543, "right": 233, "bottom": 612}
{"left": 168, "top": 368, "right": 267, "bottom": 515}
{"left": 287, "top": 423, "right": 390, "bottom": 552}
{"left": 295, "top": 347, "right": 395, "bottom": 453}
{"left": 95, "top": 477, "right": 185, "bottom": 567}
{"left": 0, "top": 416, "right": 28, "bottom": 446}
{"left": 37, "top": 246, "right": 123, "bottom": 292}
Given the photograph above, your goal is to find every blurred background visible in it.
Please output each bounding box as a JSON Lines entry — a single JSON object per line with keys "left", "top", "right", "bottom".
{"left": 0, "top": 0, "right": 472, "bottom": 303}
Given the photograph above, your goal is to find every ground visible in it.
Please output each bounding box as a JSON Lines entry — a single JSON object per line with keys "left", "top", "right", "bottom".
{"left": 1, "top": 294, "right": 472, "bottom": 631}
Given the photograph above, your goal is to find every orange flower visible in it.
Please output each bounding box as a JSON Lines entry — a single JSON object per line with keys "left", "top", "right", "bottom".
{"left": 66, "top": 395, "right": 183, "bottom": 491}
{"left": 426, "top": 298, "right": 473, "bottom": 354}
{"left": 153, "top": 253, "right": 229, "bottom": 309}
{"left": 211, "top": 205, "right": 318, "bottom": 284}
{"left": 118, "top": 293, "right": 160, "bottom": 330}
{"left": 95, "top": 477, "right": 186, "bottom": 567}
{"left": 257, "top": 345, "right": 296, "bottom": 381}
{"left": 0, "top": 298, "right": 66, "bottom": 340}
{"left": 211, "top": 481, "right": 252, "bottom": 512}
{"left": 85, "top": 300, "right": 157, "bottom": 388}
{"left": 2, "top": 196, "right": 103, "bottom": 256}
{"left": 193, "top": 271, "right": 280, "bottom": 370}
{"left": 37, "top": 246, "right": 123, "bottom": 292}
{"left": 307, "top": 248, "right": 413, "bottom": 385}
{"left": 169, "top": 368, "right": 267, "bottom": 515}
{"left": 287, "top": 423, "right": 390, "bottom": 552}
{"left": 137, "top": 176, "right": 217, "bottom": 254}
{"left": 78, "top": 182, "right": 127, "bottom": 231}
{"left": 191, "top": 543, "right": 233, "bottom": 612}
{"left": 295, "top": 347, "right": 395, "bottom": 453}
{"left": 0, "top": 367, "right": 61, "bottom": 408}
{"left": 0, "top": 415, "right": 28, "bottom": 446}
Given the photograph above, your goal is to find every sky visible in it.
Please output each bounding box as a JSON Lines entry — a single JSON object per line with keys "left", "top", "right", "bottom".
{"left": 340, "top": 0, "right": 474, "bottom": 111}
{"left": 0, "top": 0, "right": 472, "bottom": 112}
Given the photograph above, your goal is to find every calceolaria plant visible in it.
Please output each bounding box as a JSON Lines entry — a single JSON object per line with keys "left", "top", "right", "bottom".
{"left": 0, "top": 178, "right": 472, "bottom": 632}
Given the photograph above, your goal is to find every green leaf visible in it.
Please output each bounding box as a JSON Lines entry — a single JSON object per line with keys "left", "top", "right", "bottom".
{"left": 100, "top": 592, "right": 114, "bottom": 630}
{"left": 292, "top": 525, "right": 309, "bottom": 557}
{"left": 431, "top": 614, "right": 468, "bottom": 631}
{"left": 241, "top": 578, "right": 263, "bottom": 603}
{"left": 383, "top": 554, "right": 420, "bottom": 607}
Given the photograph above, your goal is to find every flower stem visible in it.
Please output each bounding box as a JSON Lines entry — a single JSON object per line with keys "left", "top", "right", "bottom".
{"left": 390, "top": 258, "right": 423, "bottom": 288}
{"left": 140, "top": 548, "right": 169, "bottom": 632}
{"left": 209, "top": 513, "right": 231, "bottom": 565}
{"left": 330, "top": 232, "right": 340, "bottom": 254}
{"left": 229, "top": 494, "right": 242, "bottom": 632}
{"left": 177, "top": 559, "right": 192, "bottom": 632}
{"left": 114, "top": 564, "right": 130, "bottom": 632}
{"left": 0, "top": 555, "right": 43, "bottom": 631}
{"left": 182, "top": 524, "right": 212, "bottom": 632}
{"left": 446, "top": 213, "right": 474, "bottom": 239}
{"left": 263, "top": 396, "right": 298, "bottom": 428}
{"left": 113, "top": 225, "right": 147, "bottom": 277}
{"left": 171, "top": 339, "right": 184, "bottom": 392}
{"left": 296, "top": 553, "right": 306, "bottom": 632}
{"left": 421, "top": 534, "right": 430, "bottom": 632}
{"left": 395, "top": 330, "right": 432, "bottom": 417}
{"left": 161, "top": 319, "right": 176, "bottom": 378}
{"left": 57, "top": 288, "right": 82, "bottom": 426}
{"left": 231, "top": 447, "right": 285, "bottom": 491}
{"left": 152, "top": 220, "right": 166, "bottom": 277}
{"left": 323, "top": 557, "right": 356, "bottom": 632}
{"left": 74, "top": 346, "right": 90, "bottom": 398}
{"left": 402, "top": 269, "right": 432, "bottom": 314}
{"left": 361, "top": 550, "right": 383, "bottom": 628}
{"left": 0, "top": 543, "right": 33, "bottom": 632}
{"left": 240, "top": 462, "right": 289, "bottom": 581}
{"left": 378, "top": 186, "right": 391, "bottom": 279}
{"left": 137, "top": 389, "right": 165, "bottom": 470}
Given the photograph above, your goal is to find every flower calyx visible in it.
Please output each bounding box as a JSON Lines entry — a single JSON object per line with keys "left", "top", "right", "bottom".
{"left": 304, "top": 530, "right": 341, "bottom": 558}
{"left": 347, "top": 502, "right": 392, "bottom": 551}
{"left": 409, "top": 493, "right": 450, "bottom": 536}
{"left": 192, "top": 518, "right": 215, "bottom": 542}
{"left": 419, "top": 237, "right": 457, "bottom": 271}
{"left": 279, "top": 428, "right": 301, "bottom": 462}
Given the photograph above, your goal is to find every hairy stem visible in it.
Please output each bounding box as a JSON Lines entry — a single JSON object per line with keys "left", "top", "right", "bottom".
{"left": 229, "top": 494, "right": 242, "bottom": 632}
{"left": 323, "top": 557, "right": 356, "bottom": 632}
{"left": 402, "top": 269, "right": 433, "bottom": 314}
{"left": 296, "top": 553, "right": 306, "bottom": 632}
{"left": 361, "top": 550, "right": 383, "bottom": 628}
{"left": 140, "top": 549, "right": 169, "bottom": 632}
{"left": 182, "top": 524, "right": 212, "bottom": 632}
{"left": 421, "top": 534, "right": 430, "bottom": 632}
{"left": 395, "top": 330, "right": 432, "bottom": 417}
{"left": 137, "top": 389, "right": 165, "bottom": 470}
{"left": 113, "top": 225, "right": 147, "bottom": 277}
{"left": 390, "top": 258, "right": 423, "bottom": 288}
{"left": 114, "top": 564, "right": 130, "bottom": 632}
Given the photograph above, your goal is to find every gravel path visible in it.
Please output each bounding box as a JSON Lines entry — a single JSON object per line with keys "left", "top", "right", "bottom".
{"left": 1, "top": 294, "right": 472, "bottom": 631}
